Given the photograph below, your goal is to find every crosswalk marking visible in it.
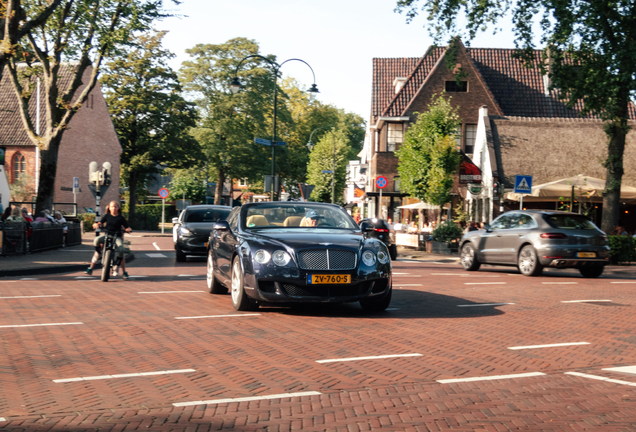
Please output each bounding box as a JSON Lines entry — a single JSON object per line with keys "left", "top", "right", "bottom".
{"left": 173, "top": 391, "right": 322, "bottom": 407}
{"left": 54, "top": 368, "right": 196, "bottom": 383}
{"left": 438, "top": 372, "right": 545, "bottom": 384}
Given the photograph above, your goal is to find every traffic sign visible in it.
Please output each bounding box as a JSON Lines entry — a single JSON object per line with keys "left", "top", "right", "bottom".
{"left": 254, "top": 137, "right": 272, "bottom": 146}
{"left": 514, "top": 175, "right": 533, "bottom": 194}
{"left": 375, "top": 176, "right": 388, "bottom": 189}
{"left": 158, "top": 188, "right": 169, "bottom": 199}
{"left": 274, "top": 141, "right": 286, "bottom": 146}
{"left": 73, "top": 177, "right": 79, "bottom": 189}
{"left": 321, "top": 170, "right": 333, "bottom": 174}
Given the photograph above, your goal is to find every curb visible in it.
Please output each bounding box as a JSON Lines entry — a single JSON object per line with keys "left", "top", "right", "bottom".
{"left": 0, "top": 253, "right": 135, "bottom": 278}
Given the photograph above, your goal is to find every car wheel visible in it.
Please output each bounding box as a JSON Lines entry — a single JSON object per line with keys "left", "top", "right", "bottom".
{"left": 460, "top": 243, "right": 481, "bottom": 271}
{"left": 518, "top": 245, "right": 543, "bottom": 276}
{"left": 579, "top": 265, "right": 604, "bottom": 278}
{"left": 231, "top": 256, "right": 258, "bottom": 311}
{"left": 389, "top": 244, "right": 398, "bottom": 261}
{"left": 207, "top": 249, "right": 227, "bottom": 294}
{"left": 175, "top": 248, "right": 186, "bottom": 262}
{"left": 360, "top": 286, "right": 392, "bottom": 312}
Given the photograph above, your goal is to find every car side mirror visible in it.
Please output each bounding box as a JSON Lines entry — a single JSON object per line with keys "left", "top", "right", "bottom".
{"left": 484, "top": 223, "right": 492, "bottom": 232}
{"left": 359, "top": 222, "right": 374, "bottom": 232}
{"left": 172, "top": 217, "right": 179, "bottom": 224}
{"left": 213, "top": 221, "right": 230, "bottom": 231}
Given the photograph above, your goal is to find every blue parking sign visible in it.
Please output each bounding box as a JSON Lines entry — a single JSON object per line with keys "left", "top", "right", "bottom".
{"left": 514, "top": 175, "right": 533, "bottom": 194}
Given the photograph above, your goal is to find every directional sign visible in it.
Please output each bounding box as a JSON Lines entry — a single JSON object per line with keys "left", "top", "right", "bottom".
{"left": 375, "top": 176, "right": 388, "bottom": 189}
{"left": 158, "top": 188, "right": 169, "bottom": 199}
{"left": 254, "top": 137, "right": 272, "bottom": 146}
{"left": 321, "top": 170, "right": 333, "bottom": 174}
{"left": 73, "top": 177, "right": 79, "bottom": 189}
{"left": 514, "top": 175, "right": 533, "bottom": 194}
{"left": 274, "top": 141, "right": 287, "bottom": 146}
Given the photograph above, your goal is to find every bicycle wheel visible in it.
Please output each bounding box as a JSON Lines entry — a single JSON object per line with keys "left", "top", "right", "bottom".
{"left": 101, "top": 249, "right": 112, "bottom": 282}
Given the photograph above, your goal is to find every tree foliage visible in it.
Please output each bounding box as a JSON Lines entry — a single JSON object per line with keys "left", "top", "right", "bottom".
{"left": 167, "top": 167, "right": 207, "bottom": 203}
{"left": 306, "top": 129, "right": 350, "bottom": 204}
{"left": 396, "top": 93, "right": 461, "bottom": 206}
{"left": 101, "top": 30, "right": 200, "bottom": 223}
{"left": 395, "top": 0, "right": 636, "bottom": 232}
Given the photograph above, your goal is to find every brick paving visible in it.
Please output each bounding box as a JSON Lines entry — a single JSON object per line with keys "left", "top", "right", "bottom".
{"left": 0, "top": 236, "right": 636, "bottom": 430}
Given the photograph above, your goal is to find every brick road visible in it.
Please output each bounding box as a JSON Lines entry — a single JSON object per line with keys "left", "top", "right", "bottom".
{"left": 1, "top": 236, "right": 636, "bottom": 430}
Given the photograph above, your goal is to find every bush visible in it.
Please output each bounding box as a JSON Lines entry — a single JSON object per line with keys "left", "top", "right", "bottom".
{"left": 431, "top": 222, "right": 464, "bottom": 244}
{"left": 607, "top": 235, "right": 636, "bottom": 264}
{"left": 76, "top": 213, "right": 96, "bottom": 232}
{"left": 123, "top": 204, "right": 169, "bottom": 231}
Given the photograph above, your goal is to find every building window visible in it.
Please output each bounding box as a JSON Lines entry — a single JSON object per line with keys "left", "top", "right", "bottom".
{"left": 465, "top": 124, "right": 477, "bottom": 154}
{"left": 238, "top": 178, "right": 248, "bottom": 187}
{"left": 455, "top": 125, "right": 462, "bottom": 149}
{"left": 13, "top": 152, "right": 26, "bottom": 181}
{"left": 387, "top": 123, "right": 404, "bottom": 152}
{"left": 393, "top": 177, "right": 401, "bottom": 192}
{"left": 445, "top": 81, "right": 468, "bottom": 92}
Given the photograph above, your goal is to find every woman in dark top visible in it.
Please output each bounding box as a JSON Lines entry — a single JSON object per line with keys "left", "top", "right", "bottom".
{"left": 85, "top": 201, "right": 132, "bottom": 279}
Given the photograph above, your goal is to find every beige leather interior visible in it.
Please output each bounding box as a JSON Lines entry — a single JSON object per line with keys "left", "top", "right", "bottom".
{"left": 246, "top": 215, "right": 269, "bottom": 226}
{"left": 283, "top": 216, "right": 303, "bottom": 226}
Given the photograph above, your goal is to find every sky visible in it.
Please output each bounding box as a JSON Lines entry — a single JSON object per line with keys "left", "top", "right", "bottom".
{"left": 158, "top": 0, "right": 522, "bottom": 122}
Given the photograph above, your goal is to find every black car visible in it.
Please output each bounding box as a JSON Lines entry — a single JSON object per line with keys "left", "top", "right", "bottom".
{"left": 173, "top": 205, "right": 232, "bottom": 262}
{"left": 359, "top": 218, "right": 398, "bottom": 260}
{"left": 205, "top": 202, "right": 393, "bottom": 312}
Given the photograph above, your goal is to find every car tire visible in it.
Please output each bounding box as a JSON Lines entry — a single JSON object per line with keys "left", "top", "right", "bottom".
{"left": 175, "top": 248, "right": 186, "bottom": 262}
{"left": 206, "top": 249, "right": 227, "bottom": 294}
{"left": 460, "top": 243, "right": 481, "bottom": 271}
{"left": 518, "top": 245, "right": 543, "bottom": 276}
{"left": 579, "top": 265, "right": 604, "bottom": 278}
{"left": 231, "top": 256, "right": 258, "bottom": 311}
{"left": 360, "top": 286, "right": 392, "bottom": 312}
{"left": 389, "top": 244, "right": 398, "bottom": 261}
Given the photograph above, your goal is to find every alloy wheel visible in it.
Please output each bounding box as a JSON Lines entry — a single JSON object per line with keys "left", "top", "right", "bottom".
{"left": 206, "top": 252, "right": 214, "bottom": 289}
{"left": 461, "top": 246, "right": 474, "bottom": 269}
{"left": 231, "top": 260, "right": 241, "bottom": 305}
{"left": 519, "top": 248, "right": 535, "bottom": 274}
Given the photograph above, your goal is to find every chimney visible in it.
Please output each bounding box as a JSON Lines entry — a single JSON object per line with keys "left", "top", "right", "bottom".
{"left": 543, "top": 48, "right": 552, "bottom": 96}
{"left": 393, "top": 77, "right": 407, "bottom": 94}
{"left": 479, "top": 105, "right": 488, "bottom": 117}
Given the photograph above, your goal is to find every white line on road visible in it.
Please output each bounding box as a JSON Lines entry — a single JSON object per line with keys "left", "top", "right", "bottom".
{"left": 508, "top": 342, "right": 590, "bottom": 350}
{"left": 392, "top": 273, "right": 411, "bottom": 275}
{"left": 153, "top": 242, "right": 161, "bottom": 250}
{"left": 542, "top": 282, "right": 578, "bottom": 285}
{"left": 75, "top": 276, "right": 95, "bottom": 279}
{"left": 610, "top": 281, "right": 636, "bottom": 284}
{"left": 146, "top": 253, "right": 167, "bottom": 258}
{"left": 0, "top": 281, "right": 17, "bottom": 283}
{"left": 0, "top": 322, "right": 83, "bottom": 329}
{"left": 138, "top": 291, "right": 205, "bottom": 294}
{"left": 437, "top": 372, "right": 545, "bottom": 384}
{"left": 129, "top": 275, "right": 148, "bottom": 278}
{"left": 431, "top": 273, "right": 460, "bottom": 275}
{"left": 565, "top": 371, "right": 636, "bottom": 387}
{"left": 457, "top": 303, "right": 514, "bottom": 307}
{"left": 173, "top": 391, "right": 322, "bottom": 407}
{"left": 602, "top": 366, "right": 636, "bottom": 374}
{"left": 561, "top": 300, "right": 612, "bottom": 303}
{"left": 20, "top": 278, "right": 38, "bottom": 280}
{"left": 316, "top": 353, "right": 423, "bottom": 364}
{"left": 464, "top": 282, "right": 507, "bottom": 285}
{"left": 178, "top": 274, "right": 197, "bottom": 277}
{"left": 0, "top": 295, "right": 61, "bottom": 299}
{"left": 53, "top": 368, "right": 196, "bottom": 383}
{"left": 0, "top": 417, "right": 5, "bottom": 422}
{"left": 175, "top": 314, "right": 261, "bottom": 320}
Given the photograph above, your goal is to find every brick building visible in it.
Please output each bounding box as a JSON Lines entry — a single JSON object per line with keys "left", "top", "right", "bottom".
{"left": 359, "top": 41, "right": 636, "bottom": 226}
{"left": 0, "top": 65, "right": 121, "bottom": 214}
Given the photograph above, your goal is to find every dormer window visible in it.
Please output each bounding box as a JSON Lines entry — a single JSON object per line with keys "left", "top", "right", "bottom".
{"left": 387, "top": 123, "right": 404, "bottom": 152}
{"left": 445, "top": 81, "right": 468, "bottom": 92}
{"left": 393, "top": 77, "right": 408, "bottom": 94}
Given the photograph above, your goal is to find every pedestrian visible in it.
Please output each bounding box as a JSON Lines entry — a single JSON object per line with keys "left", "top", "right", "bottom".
{"left": 85, "top": 201, "right": 132, "bottom": 279}
{"left": 34, "top": 211, "right": 49, "bottom": 222}
{"left": 44, "top": 209, "right": 55, "bottom": 222}
{"left": 2, "top": 206, "right": 12, "bottom": 222}
{"left": 21, "top": 208, "right": 33, "bottom": 222}
{"left": 6, "top": 207, "right": 24, "bottom": 222}
{"left": 54, "top": 211, "right": 68, "bottom": 246}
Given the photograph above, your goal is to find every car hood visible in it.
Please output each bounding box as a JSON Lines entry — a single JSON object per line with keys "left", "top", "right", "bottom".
{"left": 250, "top": 229, "right": 365, "bottom": 251}
{"left": 182, "top": 222, "right": 215, "bottom": 236}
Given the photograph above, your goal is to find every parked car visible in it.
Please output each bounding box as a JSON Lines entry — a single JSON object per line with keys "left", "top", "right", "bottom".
{"left": 205, "top": 202, "right": 393, "bottom": 312}
{"left": 173, "top": 205, "right": 232, "bottom": 262}
{"left": 459, "top": 210, "right": 610, "bottom": 277}
{"left": 359, "top": 218, "right": 398, "bottom": 260}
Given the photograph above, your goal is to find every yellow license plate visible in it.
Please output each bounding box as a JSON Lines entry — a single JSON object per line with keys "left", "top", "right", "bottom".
{"left": 309, "top": 274, "right": 351, "bottom": 284}
{"left": 204, "top": 242, "right": 208, "bottom": 248}
{"left": 577, "top": 252, "right": 596, "bottom": 258}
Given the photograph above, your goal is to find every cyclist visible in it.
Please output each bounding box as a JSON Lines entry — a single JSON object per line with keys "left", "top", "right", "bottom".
{"left": 85, "top": 201, "right": 132, "bottom": 279}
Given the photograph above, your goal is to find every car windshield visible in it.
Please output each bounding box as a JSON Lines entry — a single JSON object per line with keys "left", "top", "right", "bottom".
{"left": 545, "top": 215, "right": 598, "bottom": 230}
{"left": 243, "top": 204, "right": 358, "bottom": 230}
{"left": 185, "top": 208, "right": 231, "bottom": 223}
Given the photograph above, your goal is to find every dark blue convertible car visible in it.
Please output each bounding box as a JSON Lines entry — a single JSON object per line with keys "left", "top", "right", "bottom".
{"left": 205, "top": 202, "right": 392, "bottom": 312}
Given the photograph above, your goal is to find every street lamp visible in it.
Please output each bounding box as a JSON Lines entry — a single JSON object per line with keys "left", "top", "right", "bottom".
{"left": 230, "top": 55, "right": 319, "bottom": 201}
{"left": 307, "top": 127, "right": 337, "bottom": 204}
{"left": 88, "top": 161, "right": 112, "bottom": 236}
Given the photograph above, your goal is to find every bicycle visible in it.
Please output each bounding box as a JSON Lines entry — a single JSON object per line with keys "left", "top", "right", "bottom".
{"left": 100, "top": 231, "right": 119, "bottom": 282}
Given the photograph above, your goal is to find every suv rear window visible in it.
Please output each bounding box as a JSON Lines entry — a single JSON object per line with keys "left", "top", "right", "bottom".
{"left": 364, "top": 219, "right": 390, "bottom": 230}
{"left": 545, "top": 215, "right": 597, "bottom": 230}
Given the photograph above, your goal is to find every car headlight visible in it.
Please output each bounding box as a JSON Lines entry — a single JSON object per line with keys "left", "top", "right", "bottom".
{"left": 179, "top": 227, "right": 191, "bottom": 235}
{"left": 377, "top": 249, "right": 389, "bottom": 264}
{"left": 272, "top": 250, "right": 291, "bottom": 266}
{"left": 362, "top": 250, "right": 376, "bottom": 266}
{"left": 254, "top": 250, "right": 271, "bottom": 264}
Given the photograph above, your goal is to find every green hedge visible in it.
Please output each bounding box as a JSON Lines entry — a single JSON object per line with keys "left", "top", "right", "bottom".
{"left": 431, "top": 222, "right": 464, "bottom": 244}
{"left": 607, "top": 235, "right": 636, "bottom": 264}
{"left": 77, "top": 213, "right": 96, "bottom": 232}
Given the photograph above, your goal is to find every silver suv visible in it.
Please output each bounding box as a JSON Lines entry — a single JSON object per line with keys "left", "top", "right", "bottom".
{"left": 459, "top": 211, "right": 610, "bottom": 277}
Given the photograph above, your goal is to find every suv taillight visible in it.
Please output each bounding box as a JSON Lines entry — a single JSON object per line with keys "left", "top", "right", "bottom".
{"left": 375, "top": 228, "right": 389, "bottom": 233}
{"left": 540, "top": 233, "right": 568, "bottom": 239}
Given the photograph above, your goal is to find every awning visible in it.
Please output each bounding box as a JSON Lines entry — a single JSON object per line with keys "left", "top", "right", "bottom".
{"left": 397, "top": 202, "right": 450, "bottom": 210}
{"left": 505, "top": 174, "right": 636, "bottom": 202}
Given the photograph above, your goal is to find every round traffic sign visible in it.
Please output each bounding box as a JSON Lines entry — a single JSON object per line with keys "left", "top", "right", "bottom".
{"left": 158, "top": 188, "right": 169, "bottom": 199}
{"left": 375, "top": 176, "right": 388, "bottom": 189}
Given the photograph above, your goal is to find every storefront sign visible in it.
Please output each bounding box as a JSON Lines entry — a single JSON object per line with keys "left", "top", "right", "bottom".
{"left": 396, "top": 233, "right": 419, "bottom": 248}
{"left": 459, "top": 154, "right": 482, "bottom": 184}
{"left": 468, "top": 184, "right": 483, "bottom": 195}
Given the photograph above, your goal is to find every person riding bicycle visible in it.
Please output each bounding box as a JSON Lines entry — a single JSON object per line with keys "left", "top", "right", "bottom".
{"left": 85, "top": 201, "right": 132, "bottom": 279}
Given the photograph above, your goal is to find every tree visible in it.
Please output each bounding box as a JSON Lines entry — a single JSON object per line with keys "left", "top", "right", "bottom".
{"left": 306, "top": 129, "right": 350, "bottom": 204}
{"left": 396, "top": 93, "right": 461, "bottom": 211}
{"left": 167, "top": 167, "right": 207, "bottom": 204}
{"left": 101, "top": 30, "right": 200, "bottom": 225}
{"left": 6, "top": 0, "right": 177, "bottom": 213}
{"left": 395, "top": 0, "right": 636, "bottom": 233}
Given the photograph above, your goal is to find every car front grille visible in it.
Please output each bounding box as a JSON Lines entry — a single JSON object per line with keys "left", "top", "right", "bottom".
{"left": 297, "top": 249, "right": 357, "bottom": 270}
{"left": 281, "top": 281, "right": 371, "bottom": 298}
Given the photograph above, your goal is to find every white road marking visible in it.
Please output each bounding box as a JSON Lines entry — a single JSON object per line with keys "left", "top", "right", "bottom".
{"left": 610, "top": 281, "right": 636, "bottom": 284}
{"left": 0, "top": 295, "right": 61, "bottom": 299}
{"left": 173, "top": 391, "right": 322, "bottom": 407}
{"left": 178, "top": 274, "right": 197, "bottom": 277}
{"left": 396, "top": 284, "right": 423, "bottom": 287}
{"left": 437, "top": 372, "right": 545, "bottom": 384}
{"left": 153, "top": 242, "right": 161, "bottom": 250}
{"left": 146, "top": 253, "right": 167, "bottom": 258}
{"left": 0, "top": 417, "right": 5, "bottom": 422}
{"left": 53, "top": 368, "right": 196, "bottom": 383}
{"left": 508, "top": 342, "right": 590, "bottom": 350}
{"left": 457, "top": 303, "right": 514, "bottom": 307}
{"left": 565, "top": 371, "right": 636, "bottom": 387}
{"left": 431, "top": 273, "right": 460, "bottom": 275}
{"left": 20, "top": 278, "right": 38, "bottom": 280}
{"left": 392, "top": 273, "right": 411, "bottom": 275}
{"left": 175, "top": 314, "right": 261, "bottom": 320}
{"left": 603, "top": 366, "right": 636, "bottom": 374}
{"left": 0, "top": 322, "right": 83, "bottom": 329}
{"left": 393, "top": 275, "right": 422, "bottom": 277}
{"left": 561, "top": 300, "right": 612, "bottom": 303}
{"left": 129, "top": 275, "right": 148, "bottom": 278}
{"left": 138, "top": 291, "right": 205, "bottom": 294}
{"left": 75, "top": 276, "right": 95, "bottom": 279}
{"left": 542, "top": 282, "right": 578, "bottom": 285}
{"left": 0, "top": 281, "right": 17, "bottom": 283}
{"left": 464, "top": 282, "right": 507, "bottom": 285}
{"left": 316, "top": 353, "right": 422, "bottom": 364}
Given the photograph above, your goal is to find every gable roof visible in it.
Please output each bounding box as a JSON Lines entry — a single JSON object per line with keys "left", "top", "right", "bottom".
{"left": 371, "top": 46, "right": 636, "bottom": 122}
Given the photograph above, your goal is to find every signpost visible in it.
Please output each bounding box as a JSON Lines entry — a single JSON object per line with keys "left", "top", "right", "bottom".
{"left": 375, "top": 176, "right": 387, "bottom": 218}
{"left": 158, "top": 188, "right": 169, "bottom": 234}
{"left": 73, "top": 177, "right": 79, "bottom": 204}
{"left": 514, "top": 175, "right": 533, "bottom": 210}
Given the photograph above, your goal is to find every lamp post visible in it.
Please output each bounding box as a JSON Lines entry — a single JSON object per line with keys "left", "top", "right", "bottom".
{"left": 307, "top": 127, "right": 336, "bottom": 204}
{"left": 230, "top": 55, "right": 319, "bottom": 201}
